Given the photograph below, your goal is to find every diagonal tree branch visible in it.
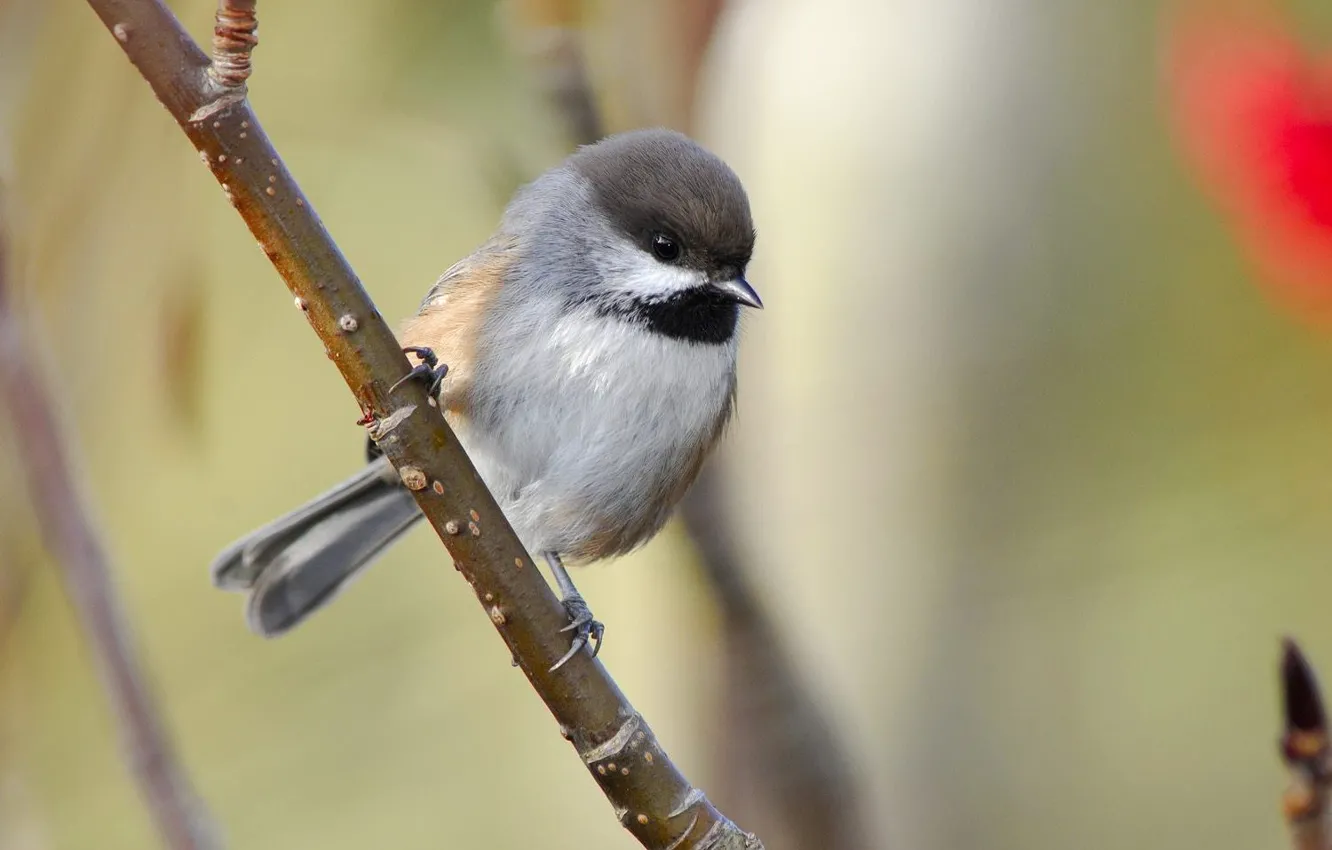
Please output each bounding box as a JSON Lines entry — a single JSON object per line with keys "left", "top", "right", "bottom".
{"left": 0, "top": 198, "right": 218, "bottom": 849}
{"left": 81, "top": 1, "right": 763, "bottom": 847}
{"left": 1281, "top": 638, "right": 1332, "bottom": 850}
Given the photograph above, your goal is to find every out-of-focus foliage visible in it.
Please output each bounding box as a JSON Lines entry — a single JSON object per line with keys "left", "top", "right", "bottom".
{"left": 5, "top": 0, "right": 1332, "bottom": 849}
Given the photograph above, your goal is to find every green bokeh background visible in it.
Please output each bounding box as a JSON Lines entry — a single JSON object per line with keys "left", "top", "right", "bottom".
{"left": 4, "top": 1, "right": 1332, "bottom": 848}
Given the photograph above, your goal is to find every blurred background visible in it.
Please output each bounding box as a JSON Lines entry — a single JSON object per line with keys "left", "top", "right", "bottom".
{"left": 4, "top": 0, "right": 1332, "bottom": 847}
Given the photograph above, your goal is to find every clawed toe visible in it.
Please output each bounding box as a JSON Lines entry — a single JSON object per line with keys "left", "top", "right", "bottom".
{"left": 550, "top": 593, "right": 604, "bottom": 671}
{"left": 391, "top": 346, "right": 450, "bottom": 398}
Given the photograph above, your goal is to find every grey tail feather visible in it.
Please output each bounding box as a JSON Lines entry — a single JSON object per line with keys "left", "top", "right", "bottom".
{"left": 209, "top": 456, "right": 423, "bottom": 637}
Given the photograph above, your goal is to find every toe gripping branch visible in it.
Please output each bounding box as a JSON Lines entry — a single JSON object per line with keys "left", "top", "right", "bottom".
{"left": 391, "top": 346, "right": 449, "bottom": 401}
{"left": 385, "top": 352, "right": 605, "bottom": 674}
{"left": 552, "top": 593, "right": 605, "bottom": 671}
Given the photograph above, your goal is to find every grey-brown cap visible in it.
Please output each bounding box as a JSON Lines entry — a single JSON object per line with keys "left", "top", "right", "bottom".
{"left": 568, "top": 128, "right": 756, "bottom": 281}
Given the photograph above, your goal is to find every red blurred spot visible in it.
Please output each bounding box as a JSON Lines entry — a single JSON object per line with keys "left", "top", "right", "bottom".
{"left": 1166, "top": 5, "right": 1332, "bottom": 323}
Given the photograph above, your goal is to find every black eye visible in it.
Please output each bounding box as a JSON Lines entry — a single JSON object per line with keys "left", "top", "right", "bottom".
{"left": 650, "top": 232, "right": 681, "bottom": 262}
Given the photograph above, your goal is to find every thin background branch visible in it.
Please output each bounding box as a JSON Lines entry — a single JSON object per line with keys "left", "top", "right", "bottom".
{"left": 80, "top": 0, "right": 766, "bottom": 847}
{"left": 682, "top": 465, "right": 872, "bottom": 850}
{"left": 501, "top": 0, "right": 604, "bottom": 146}
{"left": 0, "top": 194, "right": 217, "bottom": 849}
{"left": 506, "top": 4, "right": 871, "bottom": 845}
{"left": 1282, "top": 639, "right": 1332, "bottom": 850}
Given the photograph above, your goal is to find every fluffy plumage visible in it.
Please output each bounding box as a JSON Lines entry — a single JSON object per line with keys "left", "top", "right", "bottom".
{"left": 211, "top": 128, "right": 757, "bottom": 637}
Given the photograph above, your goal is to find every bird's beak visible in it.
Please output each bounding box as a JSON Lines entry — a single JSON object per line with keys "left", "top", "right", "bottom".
{"left": 711, "top": 277, "right": 763, "bottom": 309}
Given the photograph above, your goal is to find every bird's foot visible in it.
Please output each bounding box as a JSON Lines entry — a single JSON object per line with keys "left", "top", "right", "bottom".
{"left": 390, "top": 346, "right": 449, "bottom": 399}
{"left": 550, "top": 592, "right": 604, "bottom": 672}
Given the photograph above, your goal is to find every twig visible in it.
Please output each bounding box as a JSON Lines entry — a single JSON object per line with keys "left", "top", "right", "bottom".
{"left": 82, "top": 1, "right": 763, "bottom": 847}
{"left": 0, "top": 200, "right": 217, "bottom": 848}
{"left": 208, "top": 0, "right": 257, "bottom": 90}
{"left": 681, "top": 467, "right": 870, "bottom": 850}
{"left": 504, "top": 6, "right": 865, "bottom": 842}
{"left": 645, "top": 1, "right": 868, "bottom": 841}
{"left": 1281, "top": 638, "right": 1332, "bottom": 850}
{"left": 501, "top": 0, "right": 603, "bottom": 145}
{"left": 674, "top": 0, "right": 727, "bottom": 133}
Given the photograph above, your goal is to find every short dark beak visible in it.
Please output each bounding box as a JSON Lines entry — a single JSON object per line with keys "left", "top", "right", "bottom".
{"left": 711, "top": 277, "right": 763, "bottom": 309}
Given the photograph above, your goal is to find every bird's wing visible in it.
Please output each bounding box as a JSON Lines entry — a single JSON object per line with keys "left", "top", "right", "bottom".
{"left": 397, "top": 235, "right": 518, "bottom": 418}
{"left": 417, "top": 233, "right": 519, "bottom": 311}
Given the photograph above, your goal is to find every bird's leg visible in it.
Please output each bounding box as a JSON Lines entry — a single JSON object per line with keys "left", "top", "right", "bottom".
{"left": 546, "top": 552, "right": 604, "bottom": 671}
{"left": 390, "top": 346, "right": 450, "bottom": 400}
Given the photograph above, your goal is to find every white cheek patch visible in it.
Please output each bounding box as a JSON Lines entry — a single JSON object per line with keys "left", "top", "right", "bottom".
{"left": 601, "top": 240, "right": 705, "bottom": 300}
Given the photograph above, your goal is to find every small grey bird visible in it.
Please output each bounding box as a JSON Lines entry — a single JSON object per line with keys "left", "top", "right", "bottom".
{"left": 210, "top": 128, "right": 760, "bottom": 669}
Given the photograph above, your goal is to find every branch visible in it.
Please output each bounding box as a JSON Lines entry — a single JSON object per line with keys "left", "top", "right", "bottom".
{"left": 81, "top": 1, "right": 762, "bottom": 847}
{"left": 502, "top": 0, "right": 604, "bottom": 145}
{"left": 1281, "top": 638, "right": 1332, "bottom": 850}
{"left": 0, "top": 198, "right": 217, "bottom": 848}
{"left": 503, "top": 7, "right": 864, "bottom": 844}
{"left": 674, "top": 0, "right": 728, "bottom": 133}
{"left": 681, "top": 468, "right": 871, "bottom": 850}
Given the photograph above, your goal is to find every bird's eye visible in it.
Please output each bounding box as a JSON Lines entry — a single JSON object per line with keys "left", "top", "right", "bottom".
{"left": 650, "top": 232, "right": 681, "bottom": 263}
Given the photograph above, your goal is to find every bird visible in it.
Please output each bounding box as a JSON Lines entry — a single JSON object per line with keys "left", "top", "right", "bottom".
{"left": 209, "top": 128, "right": 760, "bottom": 670}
